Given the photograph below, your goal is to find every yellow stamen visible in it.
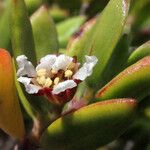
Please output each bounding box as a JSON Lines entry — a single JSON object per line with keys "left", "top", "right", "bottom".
{"left": 65, "top": 70, "right": 73, "bottom": 78}
{"left": 37, "top": 69, "right": 47, "bottom": 77}
{"left": 68, "top": 62, "right": 76, "bottom": 70}
{"left": 37, "top": 76, "right": 46, "bottom": 85}
{"left": 44, "top": 78, "right": 52, "bottom": 87}
{"left": 54, "top": 77, "right": 60, "bottom": 85}
{"left": 51, "top": 69, "right": 57, "bottom": 74}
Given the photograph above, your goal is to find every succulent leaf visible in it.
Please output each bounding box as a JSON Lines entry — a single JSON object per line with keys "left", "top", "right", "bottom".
{"left": 31, "top": 5, "right": 59, "bottom": 61}
{"left": 101, "top": 33, "right": 130, "bottom": 87}
{"left": 0, "top": 49, "right": 25, "bottom": 140}
{"left": 56, "top": 16, "right": 86, "bottom": 48}
{"left": 49, "top": 6, "right": 69, "bottom": 23}
{"left": 127, "top": 41, "right": 150, "bottom": 65}
{"left": 67, "top": 17, "right": 96, "bottom": 62}
{"left": 0, "top": 0, "right": 11, "bottom": 50}
{"left": 80, "top": 0, "right": 131, "bottom": 88}
{"left": 25, "top": 0, "right": 43, "bottom": 15}
{"left": 11, "top": 0, "right": 36, "bottom": 65}
{"left": 96, "top": 56, "right": 150, "bottom": 102}
{"left": 41, "top": 98, "right": 137, "bottom": 150}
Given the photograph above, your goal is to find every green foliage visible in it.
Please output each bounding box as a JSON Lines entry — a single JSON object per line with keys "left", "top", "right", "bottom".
{"left": 96, "top": 56, "right": 150, "bottom": 102}
{"left": 56, "top": 16, "right": 86, "bottom": 48}
{"left": 0, "top": 0, "right": 150, "bottom": 149}
{"left": 11, "top": 0, "right": 36, "bottom": 64}
{"left": 0, "top": 0, "right": 11, "bottom": 50}
{"left": 127, "top": 41, "right": 150, "bottom": 65}
{"left": 31, "top": 5, "right": 59, "bottom": 61}
{"left": 41, "top": 99, "right": 137, "bottom": 150}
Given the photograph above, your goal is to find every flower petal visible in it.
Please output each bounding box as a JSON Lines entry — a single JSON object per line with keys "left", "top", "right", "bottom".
{"left": 25, "top": 84, "right": 41, "bottom": 94}
{"left": 36, "top": 55, "right": 57, "bottom": 71}
{"left": 73, "top": 55, "right": 98, "bottom": 81}
{"left": 52, "top": 54, "right": 73, "bottom": 71}
{"left": 52, "top": 80, "right": 77, "bottom": 94}
{"left": 17, "top": 76, "right": 31, "bottom": 85}
{"left": 16, "top": 55, "right": 36, "bottom": 77}
{"left": 17, "top": 77, "right": 41, "bottom": 94}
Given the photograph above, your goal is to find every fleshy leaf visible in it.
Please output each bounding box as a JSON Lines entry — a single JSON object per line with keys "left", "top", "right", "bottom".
{"left": 11, "top": 0, "right": 36, "bottom": 65}
{"left": 0, "top": 0, "right": 11, "bottom": 50}
{"left": 96, "top": 56, "right": 150, "bottom": 102}
{"left": 67, "top": 17, "right": 96, "bottom": 62}
{"left": 0, "top": 49, "right": 25, "bottom": 140}
{"left": 127, "top": 41, "right": 150, "bottom": 65}
{"left": 41, "top": 99, "right": 136, "bottom": 150}
{"left": 80, "top": 0, "right": 131, "bottom": 88}
{"left": 101, "top": 33, "right": 130, "bottom": 87}
{"left": 31, "top": 5, "right": 59, "bottom": 61}
{"left": 25, "top": 0, "right": 43, "bottom": 15}
{"left": 56, "top": 16, "right": 86, "bottom": 48}
{"left": 49, "top": 5, "right": 69, "bottom": 23}
{"left": 130, "top": 0, "right": 150, "bottom": 46}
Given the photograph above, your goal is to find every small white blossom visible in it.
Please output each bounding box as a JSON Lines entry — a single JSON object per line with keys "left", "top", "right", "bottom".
{"left": 52, "top": 54, "right": 73, "bottom": 71}
{"left": 52, "top": 80, "right": 77, "bottom": 95}
{"left": 73, "top": 55, "right": 98, "bottom": 81}
{"left": 17, "top": 77, "right": 41, "bottom": 94}
{"left": 16, "top": 54, "right": 98, "bottom": 104}
{"left": 17, "top": 55, "right": 36, "bottom": 77}
{"left": 36, "top": 55, "right": 57, "bottom": 71}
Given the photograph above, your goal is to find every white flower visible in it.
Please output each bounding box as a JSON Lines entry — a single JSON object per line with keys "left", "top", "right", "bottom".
{"left": 36, "top": 55, "right": 57, "bottom": 71}
{"left": 52, "top": 54, "right": 73, "bottom": 71}
{"left": 16, "top": 54, "right": 98, "bottom": 104}
{"left": 73, "top": 56, "right": 98, "bottom": 80}
{"left": 16, "top": 55, "right": 36, "bottom": 77}
{"left": 52, "top": 80, "right": 77, "bottom": 95}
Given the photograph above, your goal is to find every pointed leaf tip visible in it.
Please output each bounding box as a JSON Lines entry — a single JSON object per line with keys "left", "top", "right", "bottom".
{"left": 11, "top": 0, "right": 36, "bottom": 64}
{"left": 31, "top": 5, "right": 59, "bottom": 60}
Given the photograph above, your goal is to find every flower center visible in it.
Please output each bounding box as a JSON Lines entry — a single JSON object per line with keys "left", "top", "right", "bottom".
{"left": 35, "top": 62, "right": 78, "bottom": 88}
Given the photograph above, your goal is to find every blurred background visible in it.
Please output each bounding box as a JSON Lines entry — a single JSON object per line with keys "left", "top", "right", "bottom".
{"left": 0, "top": 0, "right": 150, "bottom": 149}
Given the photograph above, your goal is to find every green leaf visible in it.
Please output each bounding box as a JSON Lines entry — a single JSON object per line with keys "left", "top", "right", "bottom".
{"left": 127, "top": 41, "right": 150, "bottom": 66}
{"left": 81, "top": 0, "right": 131, "bottom": 88}
{"left": 49, "top": 5, "right": 69, "bottom": 23}
{"left": 41, "top": 99, "right": 137, "bottom": 150}
{"left": 25, "top": 0, "right": 43, "bottom": 15}
{"left": 130, "top": 0, "right": 150, "bottom": 46}
{"left": 100, "top": 33, "right": 130, "bottom": 87}
{"left": 0, "top": 0, "right": 11, "bottom": 50}
{"left": 96, "top": 56, "right": 150, "bottom": 102}
{"left": 131, "top": 0, "right": 150, "bottom": 29}
{"left": 67, "top": 17, "right": 96, "bottom": 62}
{"left": 31, "top": 5, "right": 59, "bottom": 61}
{"left": 11, "top": 0, "right": 53, "bottom": 126}
{"left": 56, "top": 16, "right": 86, "bottom": 48}
{"left": 11, "top": 0, "right": 36, "bottom": 65}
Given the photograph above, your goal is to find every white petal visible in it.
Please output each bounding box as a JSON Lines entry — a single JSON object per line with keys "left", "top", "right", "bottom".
{"left": 17, "top": 77, "right": 41, "bottom": 94}
{"left": 16, "top": 55, "right": 27, "bottom": 68}
{"left": 36, "top": 55, "right": 57, "bottom": 71}
{"left": 73, "top": 55, "right": 98, "bottom": 81}
{"left": 17, "top": 76, "right": 31, "bottom": 85}
{"left": 16, "top": 55, "right": 36, "bottom": 77}
{"left": 26, "top": 84, "right": 41, "bottom": 94}
{"left": 52, "top": 54, "right": 73, "bottom": 71}
{"left": 52, "top": 80, "right": 77, "bottom": 94}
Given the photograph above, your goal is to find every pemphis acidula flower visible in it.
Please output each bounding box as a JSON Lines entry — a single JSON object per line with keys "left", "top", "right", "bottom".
{"left": 16, "top": 54, "right": 98, "bottom": 105}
